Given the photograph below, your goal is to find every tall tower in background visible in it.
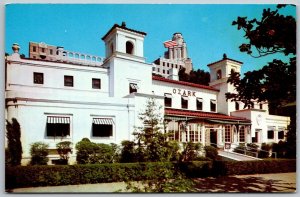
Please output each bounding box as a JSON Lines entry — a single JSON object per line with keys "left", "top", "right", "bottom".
{"left": 152, "top": 33, "right": 193, "bottom": 79}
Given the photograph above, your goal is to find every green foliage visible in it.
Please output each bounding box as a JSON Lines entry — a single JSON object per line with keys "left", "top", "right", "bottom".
{"left": 29, "top": 142, "right": 49, "bottom": 165}
{"left": 120, "top": 140, "right": 137, "bottom": 163}
{"left": 272, "top": 141, "right": 287, "bottom": 158}
{"left": 178, "top": 68, "right": 210, "bottom": 86}
{"left": 258, "top": 143, "right": 272, "bottom": 158}
{"left": 75, "top": 138, "right": 119, "bottom": 164}
{"left": 56, "top": 141, "right": 72, "bottom": 165}
{"left": 232, "top": 5, "right": 295, "bottom": 57}
{"left": 204, "top": 146, "right": 218, "bottom": 160}
{"left": 6, "top": 118, "right": 23, "bottom": 166}
{"left": 6, "top": 159, "right": 296, "bottom": 190}
{"left": 213, "top": 159, "right": 296, "bottom": 176}
{"left": 181, "top": 142, "right": 203, "bottom": 161}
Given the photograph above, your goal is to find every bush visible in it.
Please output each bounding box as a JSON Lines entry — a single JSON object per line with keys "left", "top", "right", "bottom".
{"left": 272, "top": 141, "right": 287, "bottom": 158}
{"left": 233, "top": 143, "right": 246, "bottom": 154}
{"left": 204, "top": 146, "right": 218, "bottom": 160}
{"left": 6, "top": 118, "right": 23, "bottom": 166}
{"left": 258, "top": 143, "right": 272, "bottom": 158}
{"left": 56, "top": 141, "right": 72, "bottom": 165}
{"left": 213, "top": 159, "right": 296, "bottom": 176}
{"left": 75, "top": 138, "right": 120, "bottom": 164}
{"left": 120, "top": 140, "right": 137, "bottom": 163}
{"left": 29, "top": 142, "right": 49, "bottom": 165}
{"left": 180, "top": 142, "right": 202, "bottom": 162}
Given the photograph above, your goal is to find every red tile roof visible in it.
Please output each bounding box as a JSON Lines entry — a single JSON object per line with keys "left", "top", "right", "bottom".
{"left": 152, "top": 75, "right": 219, "bottom": 92}
{"left": 165, "top": 108, "right": 251, "bottom": 122}
{"left": 207, "top": 57, "right": 243, "bottom": 67}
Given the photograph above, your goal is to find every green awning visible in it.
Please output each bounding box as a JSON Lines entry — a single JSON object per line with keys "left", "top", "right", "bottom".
{"left": 208, "top": 119, "right": 252, "bottom": 125}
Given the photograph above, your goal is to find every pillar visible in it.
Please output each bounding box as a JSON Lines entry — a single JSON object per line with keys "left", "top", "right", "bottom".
{"left": 169, "top": 47, "right": 173, "bottom": 59}
{"left": 201, "top": 125, "right": 205, "bottom": 145}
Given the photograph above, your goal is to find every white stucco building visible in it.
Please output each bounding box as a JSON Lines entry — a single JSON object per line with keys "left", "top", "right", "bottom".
{"left": 5, "top": 22, "right": 290, "bottom": 165}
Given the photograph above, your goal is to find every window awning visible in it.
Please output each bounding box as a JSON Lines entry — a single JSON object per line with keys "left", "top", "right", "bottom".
{"left": 197, "top": 98, "right": 203, "bottom": 102}
{"left": 47, "top": 116, "right": 70, "bottom": 124}
{"left": 211, "top": 100, "right": 217, "bottom": 104}
{"left": 164, "top": 116, "right": 193, "bottom": 121}
{"left": 130, "top": 83, "right": 139, "bottom": 90}
{"left": 165, "top": 93, "right": 173, "bottom": 98}
{"left": 208, "top": 119, "right": 251, "bottom": 125}
{"left": 182, "top": 96, "right": 188, "bottom": 100}
{"left": 93, "top": 118, "right": 114, "bottom": 125}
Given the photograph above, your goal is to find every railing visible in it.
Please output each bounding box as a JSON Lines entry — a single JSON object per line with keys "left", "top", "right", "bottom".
{"left": 233, "top": 146, "right": 277, "bottom": 159}
{"left": 56, "top": 49, "right": 105, "bottom": 67}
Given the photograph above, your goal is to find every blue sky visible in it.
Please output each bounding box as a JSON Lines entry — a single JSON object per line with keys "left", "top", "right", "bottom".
{"left": 5, "top": 4, "right": 296, "bottom": 74}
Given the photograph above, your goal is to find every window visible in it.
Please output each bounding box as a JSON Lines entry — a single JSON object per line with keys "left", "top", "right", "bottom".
{"left": 64, "top": 75, "right": 73, "bottom": 87}
{"left": 50, "top": 49, "right": 53, "bottom": 55}
{"left": 33, "top": 72, "right": 44, "bottom": 84}
{"left": 196, "top": 98, "right": 203, "bottom": 111}
{"left": 225, "top": 125, "right": 231, "bottom": 142}
{"left": 268, "top": 130, "right": 274, "bottom": 139}
{"left": 210, "top": 100, "right": 216, "bottom": 112}
{"left": 163, "top": 62, "right": 165, "bottom": 67}
{"left": 239, "top": 126, "right": 245, "bottom": 142}
{"left": 92, "top": 78, "right": 101, "bottom": 89}
{"left": 46, "top": 116, "right": 70, "bottom": 138}
{"left": 126, "top": 41, "right": 134, "bottom": 54}
{"left": 235, "top": 102, "right": 239, "bottom": 110}
{"left": 216, "top": 69, "right": 222, "bottom": 79}
{"left": 152, "top": 67, "right": 155, "bottom": 71}
{"left": 32, "top": 46, "right": 36, "bottom": 52}
{"left": 189, "top": 124, "right": 200, "bottom": 142}
{"left": 163, "top": 70, "right": 165, "bottom": 74}
{"left": 41, "top": 48, "right": 45, "bottom": 53}
{"left": 260, "top": 104, "right": 263, "bottom": 110}
{"left": 167, "top": 63, "right": 169, "bottom": 67}
{"left": 278, "top": 130, "right": 285, "bottom": 140}
{"left": 92, "top": 118, "right": 113, "bottom": 137}
{"left": 167, "top": 70, "right": 170, "bottom": 74}
{"left": 129, "top": 83, "right": 138, "bottom": 94}
{"left": 158, "top": 68, "right": 160, "bottom": 72}
{"left": 164, "top": 93, "right": 172, "bottom": 107}
{"left": 181, "top": 96, "right": 188, "bottom": 109}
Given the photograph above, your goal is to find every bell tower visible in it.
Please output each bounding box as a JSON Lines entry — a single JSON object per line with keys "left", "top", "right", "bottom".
{"left": 101, "top": 22, "right": 152, "bottom": 98}
{"left": 207, "top": 54, "right": 242, "bottom": 115}
{"left": 101, "top": 22, "right": 147, "bottom": 63}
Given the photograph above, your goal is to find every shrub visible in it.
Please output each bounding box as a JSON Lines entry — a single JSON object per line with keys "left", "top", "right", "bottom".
{"left": 29, "top": 142, "right": 49, "bottom": 165}
{"left": 213, "top": 159, "right": 296, "bottom": 176}
{"left": 6, "top": 118, "right": 23, "bottom": 166}
{"left": 56, "top": 141, "right": 72, "bottom": 165}
{"left": 233, "top": 143, "right": 246, "bottom": 154}
{"left": 181, "top": 142, "right": 203, "bottom": 162}
{"left": 75, "top": 138, "right": 119, "bottom": 164}
{"left": 204, "top": 146, "right": 218, "bottom": 160}
{"left": 272, "top": 141, "right": 287, "bottom": 158}
{"left": 120, "top": 140, "right": 137, "bottom": 163}
{"left": 258, "top": 143, "right": 272, "bottom": 158}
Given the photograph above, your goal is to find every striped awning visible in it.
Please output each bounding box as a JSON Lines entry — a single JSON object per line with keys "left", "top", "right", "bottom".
{"left": 47, "top": 116, "right": 70, "bottom": 124}
{"left": 93, "top": 118, "right": 114, "bottom": 125}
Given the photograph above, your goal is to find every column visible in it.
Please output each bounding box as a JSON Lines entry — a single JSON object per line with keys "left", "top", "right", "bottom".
{"left": 173, "top": 47, "right": 177, "bottom": 59}
{"left": 187, "top": 123, "right": 190, "bottom": 142}
{"left": 182, "top": 44, "right": 186, "bottom": 59}
{"left": 197, "top": 124, "right": 200, "bottom": 143}
{"left": 178, "top": 47, "right": 182, "bottom": 60}
{"left": 169, "top": 47, "right": 173, "bottom": 59}
{"left": 201, "top": 125, "right": 205, "bottom": 145}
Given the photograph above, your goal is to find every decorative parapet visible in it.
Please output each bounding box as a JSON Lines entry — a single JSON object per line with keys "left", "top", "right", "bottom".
{"left": 56, "top": 48, "right": 105, "bottom": 67}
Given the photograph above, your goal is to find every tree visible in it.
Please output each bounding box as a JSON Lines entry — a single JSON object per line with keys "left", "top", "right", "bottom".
{"left": 56, "top": 141, "right": 72, "bottom": 164}
{"left": 178, "top": 68, "right": 210, "bottom": 86}
{"left": 227, "top": 4, "right": 296, "bottom": 158}
{"left": 30, "top": 142, "right": 49, "bottom": 165}
{"left": 232, "top": 5, "right": 295, "bottom": 57}
{"left": 6, "top": 118, "right": 23, "bottom": 166}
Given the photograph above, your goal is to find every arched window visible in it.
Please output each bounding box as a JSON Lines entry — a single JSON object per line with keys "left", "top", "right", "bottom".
{"left": 126, "top": 41, "right": 134, "bottom": 54}
{"left": 216, "top": 69, "right": 222, "bottom": 79}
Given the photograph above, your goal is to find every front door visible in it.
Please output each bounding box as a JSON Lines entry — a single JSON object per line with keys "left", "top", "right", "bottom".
{"left": 210, "top": 130, "right": 217, "bottom": 147}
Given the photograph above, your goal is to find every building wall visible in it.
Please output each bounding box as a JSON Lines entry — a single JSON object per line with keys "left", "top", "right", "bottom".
{"left": 152, "top": 80, "right": 218, "bottom": 112}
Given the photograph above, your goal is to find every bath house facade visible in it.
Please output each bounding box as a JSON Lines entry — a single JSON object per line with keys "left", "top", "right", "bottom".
{"left": 5, "top": 22, "right": 290, "bottom": 164}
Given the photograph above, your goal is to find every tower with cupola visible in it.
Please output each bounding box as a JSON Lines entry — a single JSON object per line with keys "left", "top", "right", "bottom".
{"left": 101, "top": 22, "right": 153, "bottom": 98}
{"left": 207, "top": 54, "right": 242, "bottom": 115}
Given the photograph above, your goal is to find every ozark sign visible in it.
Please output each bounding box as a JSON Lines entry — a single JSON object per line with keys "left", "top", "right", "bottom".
{"left": 172, "top": 88, "right": 196, "bottom": 97}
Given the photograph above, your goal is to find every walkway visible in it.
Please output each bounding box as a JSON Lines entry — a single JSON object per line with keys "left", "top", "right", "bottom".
{"left": 10, "top": 172, "right": 296, "bottom": 193}
{"left": 218, "top": 150, "right": 261, "bottom": 161}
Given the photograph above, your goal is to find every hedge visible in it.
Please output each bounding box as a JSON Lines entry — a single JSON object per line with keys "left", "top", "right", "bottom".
{"left": 213, "top": 159, "right": 296, "bottom": 176}
{"left": 5, "top": 159, "right": 296, "bottom": 189}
